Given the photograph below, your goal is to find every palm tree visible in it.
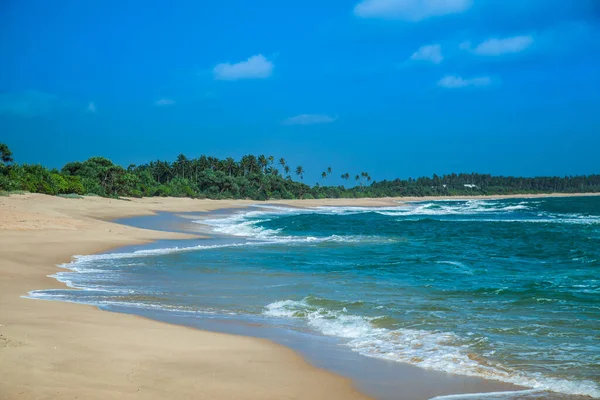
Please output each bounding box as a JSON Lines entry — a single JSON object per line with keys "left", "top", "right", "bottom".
{"left": 327, "top": 166, "right": 332, "bottom": 176}
{"left": 279, "top": 157, "right": 286, "bottom": 169}
{"left": 360, "top": 172, "right": 367, "bottom": 186}
{"left": 341, "top": 173, "right": 350, "bottom": 185}
{"left": 207, "top": 156, "right": 219, "bottom": 171}
{"left": 224, "top": 157, "right": 236, "bottom": 176}
{"left": 158, "top": 160, "right": 172, "bottom": 183}
{"left": 258, "top": 155, "right": 268, "bottom": 174}
{"left": 321, "top": 171, "right": 327, "bottom": 180}
{"left": 296, "top": 166, "right": 304, "bottom": 181}
{"left": 245, "top": 155, "right": 258, "bottom": 174}
{"left": 284, "top": 165, "right": 290, "bottom": 179}
{"left": 0, "top": 143, "right": 14, "bottom": 166}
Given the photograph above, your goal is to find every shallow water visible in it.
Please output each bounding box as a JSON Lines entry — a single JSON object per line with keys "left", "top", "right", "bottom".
{"left": 29, "top": 197, "right": 600, "bottom": 399}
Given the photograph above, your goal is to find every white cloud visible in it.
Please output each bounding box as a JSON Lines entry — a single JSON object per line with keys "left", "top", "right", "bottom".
{"left": 437, "top": 75, "right": 492, "bottom": 88}
{"left": 213, "top": 54, "right": 274, "bottom": 80}
{"left": 0, "top": 90, "right": 57, "bottom": 117}
{"left": 410, "top": 44, "right": 443, "bottom": 64}
{"left": 354, "top": 0, "right": 472, "bottom": 21}
{"left": 87, "top": 102, "right": 96, "bottom": 113}
{"left": 155, "top": 98, "right": 175, "bottom": 106}
{"left": 467, "top": 35, "right": 534, "bottom": 56}
{"left": 282, "top": 114, "right": 337, "bottom": 126}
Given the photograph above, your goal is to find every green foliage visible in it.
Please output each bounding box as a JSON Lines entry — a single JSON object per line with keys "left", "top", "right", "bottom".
{"left": 1, "top": 142, "right": 599, "bottom": 201}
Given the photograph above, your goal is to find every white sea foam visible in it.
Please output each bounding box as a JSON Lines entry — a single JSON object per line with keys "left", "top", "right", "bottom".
{"left": 428, "top": 389, "right": 547, "bottom": 400}
{"left": 62, "top": 242, "right": 255, "bottom": 264}
{"left": 26, "top": 291, "right": 225, "bottom": 315}
{"left": 378, "top": 200, "right": 531, "bottom": 217}
{"left": 25, "top": 242, "right": 265, "bottom": 303}
{"left": 262, "top": 298, "right": 600, "bottom": 398}
{"left": 198, "top": 207, "right": 396, "bottom": 244}
{"left": 435, "top": 261, "right": 474, "bottom": 275}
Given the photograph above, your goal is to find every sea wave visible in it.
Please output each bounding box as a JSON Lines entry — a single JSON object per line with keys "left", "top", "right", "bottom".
{"left": 26, "top": 290, "right": 227, "bottom": 315}
{"left": 428, "top": 389, "right": 548, "bottom": 400}
{"left": 198, "top": 208, "right": 395, "bottom": 244}
{"left": 62, "top": 242, "right": 255, "bottom": 262}
{"left": 263, "top": 297, "right": 600, "bottom": 398}
{"left": 377, "top": 200, "right": 531, "bottom": 217}
{"left": 197, "top": 200, "right": 600, "bottom": 243}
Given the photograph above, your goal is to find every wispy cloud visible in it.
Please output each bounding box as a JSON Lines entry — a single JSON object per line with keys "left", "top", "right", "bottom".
{"left": 0, "top": 90, "right": 58, "bottom": 117}
{"left": 410, "top": 44, "right": 443, "bottom": 64}
{"left": 354, "top": 0, "right": 472, "bottom": 21}
{"left": 87, "top": 102, "right": 96, "bottom": 113}
{"left": 282, "top": 114, "right": 337, "bottom": 126}
{"left": 437, "top": 75, "right": 492, "bottom": 88}
{"left": 463, "top": 35, "right": 534, "bottom": 56}
{"left": 155, "top": 98, "right": 175, "bottom": 106}
{"left": 213, "top": 54, "right": 274, "bottom": 80}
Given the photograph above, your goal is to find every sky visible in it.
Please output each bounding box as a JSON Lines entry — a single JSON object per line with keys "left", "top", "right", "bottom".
{"left": 1, "top": 0, "right": 599, "bottom": 184}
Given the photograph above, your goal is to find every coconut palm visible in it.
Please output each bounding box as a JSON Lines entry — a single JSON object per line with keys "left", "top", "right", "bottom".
{"left": 258, "top": 155, "right": 268, "bottom": 173}
{"left": 175, "top": 154, "right": 189, "bottom": 179}
{"left": 224, "top": 157, "right": 236, "bottom": 176}
{"left": 296, "top": 166, "right": 305, "bottom": 181}
{"left": 0, "top": 143, "right": 13, "bottom": 165}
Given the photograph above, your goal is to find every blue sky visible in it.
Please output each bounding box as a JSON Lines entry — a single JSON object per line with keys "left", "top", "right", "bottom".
{"left": 1, "top": 0, "right": 599, "bottom": 184}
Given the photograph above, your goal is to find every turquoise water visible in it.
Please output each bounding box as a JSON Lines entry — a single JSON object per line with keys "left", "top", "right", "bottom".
{"left": 30, "top": 197, "right": 600, "bottom": 398}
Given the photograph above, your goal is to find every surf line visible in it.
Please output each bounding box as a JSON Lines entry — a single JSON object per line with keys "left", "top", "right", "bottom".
{"left": 429, "top": 389, "right": 546, "bottom": 400}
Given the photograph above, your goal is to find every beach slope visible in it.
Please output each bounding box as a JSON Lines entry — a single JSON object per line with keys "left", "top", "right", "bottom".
{"left": 0, "top": 194, "right": 372, "bottom": 400}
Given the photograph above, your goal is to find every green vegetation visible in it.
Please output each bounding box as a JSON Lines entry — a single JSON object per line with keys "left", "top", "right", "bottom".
{"left": 0, "top": 143, "right": 598, "bottom": 199}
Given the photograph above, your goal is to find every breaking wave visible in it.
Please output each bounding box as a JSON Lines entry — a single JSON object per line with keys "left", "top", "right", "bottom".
{"left": 263, "top": 298, "right": 600, "bottom": 398}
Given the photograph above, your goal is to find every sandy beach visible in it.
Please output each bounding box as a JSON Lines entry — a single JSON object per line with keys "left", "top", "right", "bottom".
{"left": 0, "top": 194, "right": 384, "bottom": 400}
{"left": 1, "top": 192, "right": 597, "bottom": 399}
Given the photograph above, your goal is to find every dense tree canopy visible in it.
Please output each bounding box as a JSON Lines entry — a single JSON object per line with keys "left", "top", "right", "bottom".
{"left": 1, "top": 144, "right": 599, "bottom": 199}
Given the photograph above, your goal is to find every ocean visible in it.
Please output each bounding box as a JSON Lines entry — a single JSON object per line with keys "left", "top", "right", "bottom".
{"left": 28, "top": 197, "right": 600, "bottom": 399}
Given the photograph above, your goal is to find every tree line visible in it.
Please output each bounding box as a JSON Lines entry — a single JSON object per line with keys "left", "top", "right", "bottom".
{"left": 1, "top": 143, "right": 599, "bottom": 199}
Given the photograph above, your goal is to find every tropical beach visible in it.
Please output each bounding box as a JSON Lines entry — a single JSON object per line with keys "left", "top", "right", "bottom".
{"left": 0, "top": 194, "right": 378, "bottom": 400}
{"left": 2, "top": 193, "right": 599, "bottom": 399}
{"left": 2, "top": 1, "right": 599, "bottom": 399}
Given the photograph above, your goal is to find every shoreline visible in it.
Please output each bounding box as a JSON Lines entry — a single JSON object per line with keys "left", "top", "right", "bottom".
{"left": 0, "top": 194, "right": 373, "bottom": 400}
{"left": 94, "top": 210, "right": 533, "bottom": 400}
{"left": 1, "top": 192, "right": 596, "bottom": 399}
